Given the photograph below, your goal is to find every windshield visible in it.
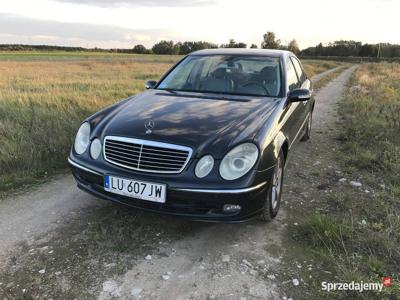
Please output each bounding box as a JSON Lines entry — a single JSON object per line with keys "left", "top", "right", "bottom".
{"left": 157, "top": 55, "right": 281, "bottom": 97}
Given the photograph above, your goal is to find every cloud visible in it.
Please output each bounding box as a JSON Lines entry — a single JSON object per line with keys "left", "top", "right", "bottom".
{"left": 0, "top": 13, "right": 174, "bottom": 48}
{"left": 49, "top": 0, "right": 214, "bottom": 7}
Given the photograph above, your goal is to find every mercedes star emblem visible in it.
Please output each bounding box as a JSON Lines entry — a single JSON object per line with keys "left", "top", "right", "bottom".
{"left": 145, "top": 119, "right": 155, "bottom": 134}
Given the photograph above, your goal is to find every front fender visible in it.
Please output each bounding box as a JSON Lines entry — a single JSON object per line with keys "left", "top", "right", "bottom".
{"left": 256, "top": 131, "right": 288, "bottom": 172}
{"left": 253, "top": 98, "right": 289, "bottom": 172}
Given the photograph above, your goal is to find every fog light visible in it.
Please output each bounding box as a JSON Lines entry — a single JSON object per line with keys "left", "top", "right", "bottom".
{"left": 223, "top": 204, "right": 241, "bottom": 213}
{"left": 195, "top": 155, "right": 214, "bottom": 178}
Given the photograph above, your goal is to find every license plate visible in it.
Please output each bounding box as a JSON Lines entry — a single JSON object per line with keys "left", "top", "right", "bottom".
{"left": 104, "top": 175, "right": 166, "bottom": 203}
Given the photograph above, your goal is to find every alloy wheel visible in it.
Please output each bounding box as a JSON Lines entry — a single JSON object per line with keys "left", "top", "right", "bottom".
{"left": 271, "top": 156, "right": 283, "bottom": 210}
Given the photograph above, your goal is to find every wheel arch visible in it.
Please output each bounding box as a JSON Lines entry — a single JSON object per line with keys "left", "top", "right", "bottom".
{"left": 257, "top": 130, "right": 289, "bottom": 171}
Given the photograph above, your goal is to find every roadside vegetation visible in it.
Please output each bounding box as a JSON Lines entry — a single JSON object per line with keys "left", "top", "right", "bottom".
{"left": 0, "top": 53, "right": 340, "bottom": 196}
{"left": 283, "top": 63, "right": 400, "bottom": 299}
{"left": 331, "top": 63, "right": 400, "bottom": 295}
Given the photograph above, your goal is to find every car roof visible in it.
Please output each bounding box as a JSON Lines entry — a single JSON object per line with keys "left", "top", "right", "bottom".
{"left": 190, "top": 48, "right": 293, "bottom": 58}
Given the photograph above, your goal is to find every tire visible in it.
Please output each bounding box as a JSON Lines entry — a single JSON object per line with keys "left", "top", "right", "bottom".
{"left": 259, "top": 150, "right": 285, "bottom": 222}
{"left": 301, "top": 112, "right": 312, "bottom": 141}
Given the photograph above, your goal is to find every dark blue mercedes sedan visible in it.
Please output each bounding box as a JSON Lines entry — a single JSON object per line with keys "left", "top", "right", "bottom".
{"left": 68, "top": 49, "right": 314, "bottom": 222}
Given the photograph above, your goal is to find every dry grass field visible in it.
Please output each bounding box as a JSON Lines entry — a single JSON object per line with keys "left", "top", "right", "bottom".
{"left": 0, "top": 52, "right": 340, "bottom": 194}
{"left": 0, "top": 54, "right": 178, "bottom": 193}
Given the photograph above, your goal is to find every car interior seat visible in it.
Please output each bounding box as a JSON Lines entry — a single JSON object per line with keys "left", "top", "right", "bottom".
{"left": 260, "top": 66, "right": 279, "bottom": 96}
{"left": 200, "top": 68, "right": 234, "bottom": 93}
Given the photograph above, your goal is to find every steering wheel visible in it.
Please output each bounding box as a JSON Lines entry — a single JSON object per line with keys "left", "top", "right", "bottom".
{"left": 242, "top": 82, "right": 270, "bottom": 96}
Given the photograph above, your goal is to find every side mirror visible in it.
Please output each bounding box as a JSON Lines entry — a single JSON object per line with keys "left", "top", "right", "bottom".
{"left": 145, "top": 80, "right": 157, "bottom": 89}
{"left": 288, "top": 88, "right": 311, "bottom": 102}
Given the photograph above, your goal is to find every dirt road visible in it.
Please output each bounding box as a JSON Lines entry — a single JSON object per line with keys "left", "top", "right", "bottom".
{"left": 0, "top": 66, "right": 355, "bottom": 299}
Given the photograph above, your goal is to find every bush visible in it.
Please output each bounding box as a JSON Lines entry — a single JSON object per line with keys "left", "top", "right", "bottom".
{"left": 152, "top": 40, "right": 179, "bottom": 55}
{"left": 132, "top": 44, "right": 149, "bottom": 54}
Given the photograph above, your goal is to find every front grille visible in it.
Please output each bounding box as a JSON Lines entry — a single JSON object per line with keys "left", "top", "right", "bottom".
{"left": 103, "top": 136, "right": 192, "bottom": 174}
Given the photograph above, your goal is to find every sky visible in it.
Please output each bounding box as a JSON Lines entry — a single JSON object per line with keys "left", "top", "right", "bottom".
{"left": 0, "top": 0, "right": 399, "bottom": 50}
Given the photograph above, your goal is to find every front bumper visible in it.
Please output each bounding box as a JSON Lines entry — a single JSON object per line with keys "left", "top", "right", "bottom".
{"left": 68, "top": 157, "right": 271, "bottom": 222}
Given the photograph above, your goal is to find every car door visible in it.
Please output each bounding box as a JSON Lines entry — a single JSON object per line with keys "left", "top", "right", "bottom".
{"left": 290, "top": 56, "right": 312, "bottom": 126}
{"left": 282, "top": 57, "right": 303, "bottom": 145}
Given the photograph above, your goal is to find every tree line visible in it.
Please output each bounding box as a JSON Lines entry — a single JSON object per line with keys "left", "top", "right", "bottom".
{"left": 133, "top": 32, "right": 300, "bottom": 55}
{"left": 0, "top": 32, "right": 300, "bottom": 55}
{"left": 300, "top": 40, "right": 400, "bottom": 58}
{"left": 1, "top": 32, "right": 399, "bottom": 58}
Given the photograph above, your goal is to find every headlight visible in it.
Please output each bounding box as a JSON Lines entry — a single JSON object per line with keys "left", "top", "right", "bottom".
{"left": 219, "top": 143, "right": 259, "bottom": 180}
{"left": 195, "top": 155, "right": 214, "bottom": 178}
{"left": 90, "top": 138, "right": 102, "bottom": 159}
{"left": 74, "top": 122, "right": 90, "bottom": 155}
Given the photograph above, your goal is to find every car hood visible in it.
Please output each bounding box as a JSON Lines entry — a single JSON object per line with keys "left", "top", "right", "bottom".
{"left": 96, "top": 90, "right": 278, "bottom": 158}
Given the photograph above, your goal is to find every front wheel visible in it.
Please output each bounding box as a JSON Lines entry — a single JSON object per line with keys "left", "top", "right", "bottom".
{"left": 259, "top": 150, "right": 285, "bottom": 222}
